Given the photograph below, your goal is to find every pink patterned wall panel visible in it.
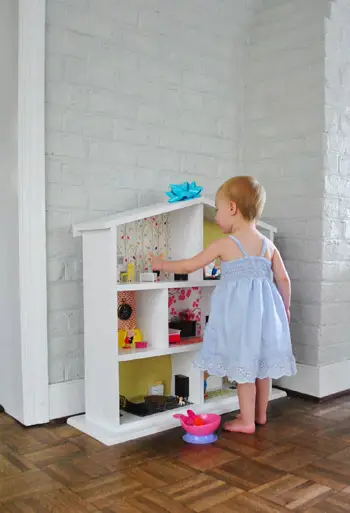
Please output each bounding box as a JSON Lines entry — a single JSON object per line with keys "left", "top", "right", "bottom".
{"left": 168, "top": 287, "right": 202, "bottom": 336}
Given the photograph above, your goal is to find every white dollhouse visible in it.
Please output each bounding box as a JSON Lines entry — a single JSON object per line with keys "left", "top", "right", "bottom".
{"left": 67, "top": 197, "right": 286, "bottom": 445}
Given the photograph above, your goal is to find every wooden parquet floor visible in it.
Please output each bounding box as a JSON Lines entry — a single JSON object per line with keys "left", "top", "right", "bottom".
{"left": 1, "top": 396, "right": 350, "bottom": 512}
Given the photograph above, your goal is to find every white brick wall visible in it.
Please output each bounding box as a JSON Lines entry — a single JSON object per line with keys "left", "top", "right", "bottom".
{"left": 241, "top": 0, "right": 328, "bottom": 367}
{"left": 243, "top": 0, "right": 350, "bottom": 370}
{"left": 46, "top": 0, "right": 350, "bottom": 386}
{"left": 322, "top": 0, "right": 350, "bottom": 366}
{"left": 45, "top": 0, "right": 257, "bottom": 384}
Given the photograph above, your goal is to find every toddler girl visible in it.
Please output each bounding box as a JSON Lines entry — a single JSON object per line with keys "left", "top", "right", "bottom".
{"left": 152, "top": 176, "right": 296, "bottom": 434}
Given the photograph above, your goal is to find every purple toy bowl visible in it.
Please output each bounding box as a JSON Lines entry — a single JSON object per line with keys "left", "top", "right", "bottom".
{"left": 181, "top": 413, "right": 221, "bottom": 436}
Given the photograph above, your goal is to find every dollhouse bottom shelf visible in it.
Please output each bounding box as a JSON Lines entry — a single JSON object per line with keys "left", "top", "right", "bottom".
{"left": 67, "top": 387, "right": 287, "bottom": 446}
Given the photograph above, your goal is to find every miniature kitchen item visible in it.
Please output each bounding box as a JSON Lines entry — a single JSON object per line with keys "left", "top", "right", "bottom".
{"left": 140, "top": 272, "right": 157, "bottom": 283}
{"left": 148, "top": 382, "right": 165, "bottom": 396}
{"left": 169, "top": 328, "right": 181, "bottom": 344}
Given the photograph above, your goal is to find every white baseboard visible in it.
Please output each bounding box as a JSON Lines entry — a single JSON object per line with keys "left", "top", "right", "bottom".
{"left": 319, "top": 360, "right": 350, "bottom": 397}
{"left": 275, "top": 360, "right": 350, "bottom": 398}
{"left": 274, "top": 364, "right": 320, "bottom": 397}
{"left": 49, "top": 379, "right": 85, "bottom": 420}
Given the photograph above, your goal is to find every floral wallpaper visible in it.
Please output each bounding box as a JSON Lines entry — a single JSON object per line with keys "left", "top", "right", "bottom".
{"left": 117, "top": 214, "right": 169, "bottom": 275}
{"left": 168, "top": 287, "right": 202, "bottom": 336}
{"left": 118, "top": 216, "right": 204, "bottom": 337}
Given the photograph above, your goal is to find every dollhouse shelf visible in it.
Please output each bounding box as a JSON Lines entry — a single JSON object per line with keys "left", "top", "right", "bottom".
{"left": 117, "top": 280, "right": 217, "bottom": 291}
{"left": 118, "top": 341, "right": 202, "bottom": 362}
{"left": 68, "top": 196, "right": 284, "bottom": 445}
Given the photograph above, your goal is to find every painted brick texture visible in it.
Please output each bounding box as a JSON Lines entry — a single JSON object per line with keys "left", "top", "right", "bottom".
{"left": 242, "top": 0, "right": 328, "bottom": 367}
{"left": 322, "top": 0, "right": 350, "bottom": 365}
{"left": 45, "top": 0, "right": 256, "bottom": 383}
{"left": 45, "top": 0, "right": 350, "bottom": 385}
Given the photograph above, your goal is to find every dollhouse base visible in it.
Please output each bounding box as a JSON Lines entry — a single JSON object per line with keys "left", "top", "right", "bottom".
{"left": 68, "top": 387, "right": 286, "bottom": 446}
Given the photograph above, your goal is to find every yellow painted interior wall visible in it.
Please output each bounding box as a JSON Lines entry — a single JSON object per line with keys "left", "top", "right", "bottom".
{"left": 203, "top": 219, "right": 222, "bottom": 248}
{"left": 119, "top": 221, "right": 221, "bottom": 400}
{"left": 119, "top": 356, "right": 172, "bottom": 400}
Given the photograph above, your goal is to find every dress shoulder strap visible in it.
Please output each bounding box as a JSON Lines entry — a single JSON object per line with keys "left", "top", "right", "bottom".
{"left": 229, "top": 235, "right": 248, "bottom": 257}
{"left": 260, "top": 237, "right": 267, "bottom": 257}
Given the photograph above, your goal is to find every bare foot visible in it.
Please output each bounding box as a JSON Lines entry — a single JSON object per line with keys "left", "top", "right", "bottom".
{"left": 255, "top": 416, "right": 267, "bottom": 426}
{"left": 223, "top": 419, "right": 256, "bottom": 434}
{"left": 236, "top": 413, "right": 267, "bottom": 426}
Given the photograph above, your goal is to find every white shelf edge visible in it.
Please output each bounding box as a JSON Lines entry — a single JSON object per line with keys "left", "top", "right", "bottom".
{"left": 117, "top": 280, "right": 218, "bottom": 292}
{"left": 118, "top": 342, "right": 202, "bottom": 362}
{"left": 67, "top": 388, "right": 287, "bottom": 446}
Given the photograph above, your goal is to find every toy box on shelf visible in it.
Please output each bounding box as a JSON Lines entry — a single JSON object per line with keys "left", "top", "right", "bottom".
{"left": 67, "top": 196, "right": 284, "bottom": 445}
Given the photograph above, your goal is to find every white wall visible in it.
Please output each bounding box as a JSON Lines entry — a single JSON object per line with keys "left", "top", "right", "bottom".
{"left": 250, "top": 0, "right": 350, "bottom": 397}
{"left": 45, "top": 0, "right": 258, "bottom": 384}
{"left": 0, "top": 0, "right": 23, "bottom": 420}
{"left": 321, "top": 0, "right": 350, "bottom": 366}
{"left": 242, "top": 0, "right": 328, "bottom": 368}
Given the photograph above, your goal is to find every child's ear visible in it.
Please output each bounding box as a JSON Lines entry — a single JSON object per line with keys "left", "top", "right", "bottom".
{"left": 229, "top": 201, "right": 237, "bottom": 216}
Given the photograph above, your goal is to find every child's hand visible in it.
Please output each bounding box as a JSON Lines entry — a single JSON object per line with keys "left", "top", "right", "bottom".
{"left": 152, "top": 255, "right": 163, "bottom": 271}
{"left": 286, "top": 308, "right": 291, "bottom": 324}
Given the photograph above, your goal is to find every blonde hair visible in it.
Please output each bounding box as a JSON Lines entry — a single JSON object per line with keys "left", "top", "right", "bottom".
{"left": 217, "top": 176, "right": 266, "bottom": 221}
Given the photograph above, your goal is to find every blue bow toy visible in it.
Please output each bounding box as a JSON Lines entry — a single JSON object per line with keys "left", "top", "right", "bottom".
{"left": 165, "top": 181, "right": 203, "bottom": 203}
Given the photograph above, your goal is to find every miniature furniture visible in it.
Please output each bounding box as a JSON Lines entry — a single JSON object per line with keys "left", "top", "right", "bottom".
{"left": 67, "top": 197, "right": 286, "bottom": 445}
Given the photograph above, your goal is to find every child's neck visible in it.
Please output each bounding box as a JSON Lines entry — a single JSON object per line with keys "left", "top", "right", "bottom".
{"left": 231, "top": 220, "right": 256, "bottom": 235}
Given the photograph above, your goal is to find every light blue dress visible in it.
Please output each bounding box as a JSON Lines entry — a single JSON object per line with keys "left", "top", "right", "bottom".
{"left": 195, "top": 236, "right": 297, "bottom": 383}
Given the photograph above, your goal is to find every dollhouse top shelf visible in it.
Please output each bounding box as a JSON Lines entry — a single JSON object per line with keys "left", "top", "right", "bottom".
{"left": 73, "top": 196, "right": 277, "bottom": 237}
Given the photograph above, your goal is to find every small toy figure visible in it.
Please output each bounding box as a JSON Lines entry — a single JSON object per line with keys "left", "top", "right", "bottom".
{"left": 178, "top": 397, "right": 185, "bottom": 406}
{"left": 118, "top": 328, "right": 143, "bottom": 350}
{"left": 124, "top": 329, "right": 135, "bottom": 349}
{"left": 204, "top": 261, "right": 221, "bottom": 280}
{"left": 204, "top": 371, "right": 209, "bottom": 399}
{"left": 127, "top": 262, "right": 135, "bottom": 283}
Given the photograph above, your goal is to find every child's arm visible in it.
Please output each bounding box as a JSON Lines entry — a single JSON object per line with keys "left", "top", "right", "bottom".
{"left": 152, "top": 240, "right": 222, "bottom": 275}
{"left": 272, "top": 248, "right": 291, "bottom": 322}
